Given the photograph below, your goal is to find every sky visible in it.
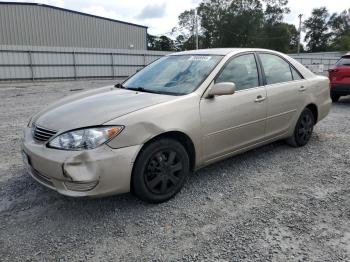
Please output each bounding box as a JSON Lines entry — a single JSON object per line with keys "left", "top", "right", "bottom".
{"left": 2, "top": 0, "right": 348, "bottom": 36}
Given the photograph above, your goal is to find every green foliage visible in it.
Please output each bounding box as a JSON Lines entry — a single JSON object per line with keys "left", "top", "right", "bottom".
{"left": 147, "top": 34, "right": 176, "bottom": 51}
{"left": 259, "top": 22, "right": 300, "bottom": 53}
{"left": 303, "top": 7, "right": 350, "bottom": 52}
{"left": 175, "top": 0, "right": 298, "bottom": 53}
{"left": 329, "top": 9, "right": 350, "bottom": 50}
{"left": 303, "top": 7, "right": 332, "bottom": 52}
{"left": 146, "top": 0, "right": 350, "bottom": 53}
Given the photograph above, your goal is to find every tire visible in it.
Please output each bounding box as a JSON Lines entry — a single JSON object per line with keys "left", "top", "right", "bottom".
{"left": 286, "top": 108, "right": 315, "bottom": 147}
{"left": 132, "top": 138, "right": 190, "bottom": 203}
{"left": 331, "top": 94, "right": 340, "bottom": 102}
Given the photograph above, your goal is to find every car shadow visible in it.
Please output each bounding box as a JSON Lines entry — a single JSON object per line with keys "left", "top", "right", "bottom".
{"left": 0, "top": 136, "right": 323, "bottom": 258}
{"left": 2, "top": 139, "right": 290, "bottom": 214}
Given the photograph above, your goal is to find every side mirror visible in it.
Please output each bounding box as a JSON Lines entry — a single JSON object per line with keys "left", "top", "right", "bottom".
{"left": 207, "top": 82, "right": 236, "bottom": 98}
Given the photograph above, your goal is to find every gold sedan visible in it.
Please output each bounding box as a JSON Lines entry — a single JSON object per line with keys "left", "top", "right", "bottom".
{"left": 22, "top": 48, "right": 331, "bottom": 203}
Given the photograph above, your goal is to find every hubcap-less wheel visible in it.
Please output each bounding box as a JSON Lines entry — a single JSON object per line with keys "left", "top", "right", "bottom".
{"left": 145, "top": 150, "right": 183, "bottom": 195}
{"left": 286, "top": 108, "right": 315, "bottom": 147}
{"left": 297, "top": 113, "right": 313, "bottom": 144}
{"left": 132, "top": 138, "right": 190, "bottom": 203}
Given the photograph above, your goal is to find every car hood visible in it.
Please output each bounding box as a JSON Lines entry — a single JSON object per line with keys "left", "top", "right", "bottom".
{"left": 34, "top": 86, "right": 177, "bottom": 131}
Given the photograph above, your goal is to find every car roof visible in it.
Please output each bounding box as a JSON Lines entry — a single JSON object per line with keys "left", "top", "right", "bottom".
{"left": 169, "top": 48, "right": 275, "bottom": 56}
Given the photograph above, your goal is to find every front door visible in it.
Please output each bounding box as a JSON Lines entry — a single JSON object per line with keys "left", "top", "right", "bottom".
{"left": 200, "top": 53, "right": 267, "bottom": 163}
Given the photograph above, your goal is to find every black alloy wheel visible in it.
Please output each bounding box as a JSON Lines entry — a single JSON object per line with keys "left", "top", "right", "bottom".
{"left": 132, "top": 138, "right": 189, "bottom": 203}
{"left": 296, "top": 111, "right": 314, "bottom": 145}
{"left": 286, "top": 108, "right": 315, "bottom": 147}
{"left": 145, "top": 150, "right": 183, "bottom": 195}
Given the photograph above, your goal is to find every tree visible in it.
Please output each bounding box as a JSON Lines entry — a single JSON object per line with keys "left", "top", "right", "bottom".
{"left": 178, "top": 9, "right": 197, "bottom": 37}
{"left": 263, "top": 0, "right": 290, "bottom": 24}
{"left": 173, "top": 0, "right": 307, "bottom": 53}
{"left": 197, "top": 0, "right": 231, "bottom": 47}
{"left": 147, "top": 34, "right": 176, "bottom": 51}
{"left": 329, "top": 9, "right": 350, "bottom": 50}
{"left": 303, "top": 7, "right": 332, "bottom": 52}
{"left": 176, "top": 0, "right": 294, "bottom": 51}
{"left": 258, "top": 0, "right": 295, "bottom": 52}
{"left": 259, "top": 22, "right": 300, "bottom": 52}
{"left": 220, "top": 0, "right": 264, "bottom": 47}
{"left": 147, "top": 34, "right": 157, "bottom": 50}
{"left": 176, "top": 9, "right": 202, "bottom": 49}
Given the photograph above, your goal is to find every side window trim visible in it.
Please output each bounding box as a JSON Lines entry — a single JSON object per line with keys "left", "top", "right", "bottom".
{"left": 214, "top": 52, "right": 263, "bottom": 88}
{"left": 290, "top": 65, "right": 304, "bottom": 80}
{"left": 257, "top": 52, "right": 304, "bottom": 86}
{"left": 289, "top": 65, "right": 295, "bottom": 80}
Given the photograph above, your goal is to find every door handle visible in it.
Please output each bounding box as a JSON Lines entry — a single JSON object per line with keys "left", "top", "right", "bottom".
{"left": 255, "top": 95, "right": 266, "bottom": 103}
{"left": 299, "top": 86, "right": 307, "bottom": 92}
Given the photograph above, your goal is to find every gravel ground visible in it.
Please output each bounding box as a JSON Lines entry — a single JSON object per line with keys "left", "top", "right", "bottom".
{"left": 0, "top": 80, "right": 349, "bottom": 261}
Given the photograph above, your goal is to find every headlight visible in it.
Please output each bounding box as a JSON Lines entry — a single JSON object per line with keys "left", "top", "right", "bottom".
{"left": 48, "top": 126, "right": 123, "bottom": 150}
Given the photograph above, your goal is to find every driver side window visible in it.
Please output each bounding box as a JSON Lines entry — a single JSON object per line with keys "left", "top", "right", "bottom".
{"left": 216, "top": 54, "right": 259, "bottom": 91}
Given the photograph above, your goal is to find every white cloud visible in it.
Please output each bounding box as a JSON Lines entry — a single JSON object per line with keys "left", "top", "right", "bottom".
{"left": 286, "top": 0, "right": 346, "bottom": 26}
{"left": 136, "top": 3, "right": 167, "bottom": 19}
{"left": 1, "top": 0, "right": 347, "bottom": 37}
{"left": 81, "top": 5, "right": 121, "bottom": 20}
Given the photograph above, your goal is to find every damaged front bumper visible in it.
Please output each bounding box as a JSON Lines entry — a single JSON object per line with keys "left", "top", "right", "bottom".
{"left": 21, "top": 127, "right": 141, "bottom": 197}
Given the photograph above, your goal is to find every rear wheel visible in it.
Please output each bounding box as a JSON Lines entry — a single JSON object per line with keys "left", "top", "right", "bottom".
{"left": 132, "top": 138, "right": 189, "bottom": 203}
{"left": 331, "top": 94, "right": 340, "bottom": 102}
{"left": 286, "top": 108, "right": 315, "bottom": 147}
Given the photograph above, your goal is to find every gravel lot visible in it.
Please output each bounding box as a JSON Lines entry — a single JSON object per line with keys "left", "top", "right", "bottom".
{"left": 0, "top": 80, "right": 349, "bottom": 261}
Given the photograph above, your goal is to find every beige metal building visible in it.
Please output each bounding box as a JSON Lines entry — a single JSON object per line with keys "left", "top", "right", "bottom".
{"left": 0, "top": 2, "right": 147, "bottom": 50}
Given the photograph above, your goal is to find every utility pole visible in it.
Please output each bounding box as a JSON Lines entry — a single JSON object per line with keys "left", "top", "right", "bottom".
{"left": 195, "top": 9, "right": 199, "bottom": 50}
{"left": 297, "top": 14, "right": 303, "bottom": 54}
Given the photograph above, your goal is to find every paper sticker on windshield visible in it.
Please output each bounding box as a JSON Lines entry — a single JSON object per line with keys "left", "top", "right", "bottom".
{"left": 188, "top": 56, "right": 212, "bottom": 61}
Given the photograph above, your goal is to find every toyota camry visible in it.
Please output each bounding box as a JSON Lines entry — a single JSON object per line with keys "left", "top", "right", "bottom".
{"left": 22, "top": 48, "right": 331, "bottom": 203}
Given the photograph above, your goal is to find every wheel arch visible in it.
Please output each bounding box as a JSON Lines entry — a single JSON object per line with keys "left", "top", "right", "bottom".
{"left": 130, "top": 131, "right": 196, "bottom": 192}
{"left": 305, "top": 103, "right": 318, "bottom": 123}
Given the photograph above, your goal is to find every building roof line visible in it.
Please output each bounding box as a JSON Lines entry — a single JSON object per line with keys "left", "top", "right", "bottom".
{"left": 0, "top": 1, "right": 148, "bottom": 29}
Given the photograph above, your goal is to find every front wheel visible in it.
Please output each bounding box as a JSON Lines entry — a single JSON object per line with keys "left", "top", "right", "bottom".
{"left": 132, "top": 138, "right": 190, "bottom": 203}
{"left": 286, "top": 108, "right": 315, "bottom": 147}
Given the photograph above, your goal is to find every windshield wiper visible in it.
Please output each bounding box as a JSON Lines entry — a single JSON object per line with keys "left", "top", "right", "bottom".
{"left": 125, "top": 86, "right": 163, "bottom": 94}
{"left": 114, "top": 83, "right": 125, "bottom": 89}
{"left": 123, "top": 86, "right": 183, "bottom": 96}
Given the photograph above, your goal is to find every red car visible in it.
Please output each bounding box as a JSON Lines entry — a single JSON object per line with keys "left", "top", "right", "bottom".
{"left": 329, "top": 53, "right": 350, "bottom": 102}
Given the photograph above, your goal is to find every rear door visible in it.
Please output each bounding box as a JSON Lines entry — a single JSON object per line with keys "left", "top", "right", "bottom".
{"left": 258, "top": 53, "right": 307, "bottom": 139}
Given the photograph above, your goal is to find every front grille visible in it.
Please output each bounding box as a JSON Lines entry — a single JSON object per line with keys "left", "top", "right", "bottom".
{"left": 31, "top": 167, "right": 54, "bottom": 188}
{"left": 33, "top": 124, "right": 57, "bottom": 142}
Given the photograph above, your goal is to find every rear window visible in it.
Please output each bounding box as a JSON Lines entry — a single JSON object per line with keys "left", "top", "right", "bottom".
{"left": 336, "top": 57, "right": 350, "bottom": 66}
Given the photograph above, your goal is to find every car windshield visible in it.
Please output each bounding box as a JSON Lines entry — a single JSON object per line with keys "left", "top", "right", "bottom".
{"left": 123, "top": 55, "right": 223, "bottom": 95}
{"left": 336, "top": 57, "right": 350, "bottom": 66}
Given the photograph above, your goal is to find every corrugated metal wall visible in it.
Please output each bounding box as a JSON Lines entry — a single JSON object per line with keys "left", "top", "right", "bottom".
{"left": 0, "top": 3, "right": 147, "bottom": 50}
{"left": 290, "top": 52, "right": 345, "bottom": 75}
{"left": 0, "top": 45, "right": 170, "bottom": 81}
{"left": 0, "top": 46, "right": 344, "bottom": 81}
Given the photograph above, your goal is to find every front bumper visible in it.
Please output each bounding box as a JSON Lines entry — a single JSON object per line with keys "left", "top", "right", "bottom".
{"left": 21, "top": 127, "right": 141, "bottom": 197}
{"left": 331, "top": 84, "right": 350, "bottom": 96}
